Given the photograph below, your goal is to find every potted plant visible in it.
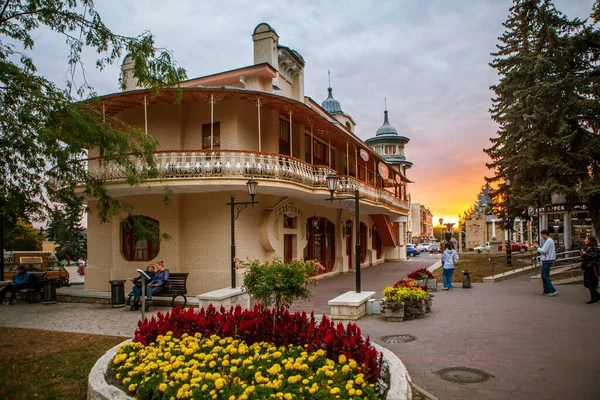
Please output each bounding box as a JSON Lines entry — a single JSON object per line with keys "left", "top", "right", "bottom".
{"left": 381, "top": 279, "right": 431, "bottom": 321}
{"left": 407, "top": 268, "right": 437, "bottom": 291}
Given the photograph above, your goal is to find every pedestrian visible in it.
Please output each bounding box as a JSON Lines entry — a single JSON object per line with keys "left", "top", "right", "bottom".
{"left": 533, "top": 229, "right": 558, "bottom": 297}
{"left": 580, "top": 236, "right": 600, "bottom": 304}
{"left": 442, "top": 231, "right": 458, "bottom": 250}
{"left": 442, "top": 242, "right": 459, "bottom": 290}
{"left": 0, "top": 265, "right": 29, "bottom": 305}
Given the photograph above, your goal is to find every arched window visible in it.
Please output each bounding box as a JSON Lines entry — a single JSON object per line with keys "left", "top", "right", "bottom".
{"left": 121, "top": 216, "right": 160, "bottom": 261}
{"left": 345, "top": 121, "right": 352, "bottom": 131}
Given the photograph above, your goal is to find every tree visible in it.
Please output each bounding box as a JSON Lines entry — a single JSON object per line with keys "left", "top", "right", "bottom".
{"left": 2, "top": 219, "right": 43, "bottom": 251}
{"left": 46, "top": 209, "right": 86, "bottom": 261}
{"left": 485, "top": 0, "right": 600, "bottom": 235}
{"left": 0, "top": 0, "right": 187, "bottom": 229}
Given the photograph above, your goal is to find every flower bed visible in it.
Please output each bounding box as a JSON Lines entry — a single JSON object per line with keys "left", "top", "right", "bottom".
{"left": 406, "top": 268, "right": 437, "bottom": 292}
{"left": 111, "top": 305, "right": 385, "bottom": 399}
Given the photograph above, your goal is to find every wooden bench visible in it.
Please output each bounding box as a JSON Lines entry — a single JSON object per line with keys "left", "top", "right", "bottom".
{"left": 128, "top": 272, "right": 189, "bottom": 308}
{"left": 17, "top": 272, "right": 46, "bottom": 303}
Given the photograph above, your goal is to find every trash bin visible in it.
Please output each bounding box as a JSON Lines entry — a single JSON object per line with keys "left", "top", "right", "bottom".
{"left": 462, "top": 271, "right": 472, "bottom": 289}
{"left": 109, "top": 280, "right": 126, "bottom": 308}
{"left": 43, "top": 279, "right": 57, "bottom": 304}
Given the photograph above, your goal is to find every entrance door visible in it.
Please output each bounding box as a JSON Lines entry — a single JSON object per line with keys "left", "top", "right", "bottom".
{"left": 284, "top": 234, "right": 294, "bottom": 263}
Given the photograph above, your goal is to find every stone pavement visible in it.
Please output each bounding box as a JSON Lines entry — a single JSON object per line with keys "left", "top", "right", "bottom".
{"left": 1, "top": 254, "right": 599, "bottom": 399}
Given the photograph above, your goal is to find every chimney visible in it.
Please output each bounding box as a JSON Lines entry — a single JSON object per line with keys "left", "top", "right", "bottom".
{"left": 252, "top": 23, "right": 279, "bottom": 68}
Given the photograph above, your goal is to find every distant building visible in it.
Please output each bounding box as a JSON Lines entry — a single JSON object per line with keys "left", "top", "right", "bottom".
{"left": 410, "top": 204, "right": 433, "bottom": 243}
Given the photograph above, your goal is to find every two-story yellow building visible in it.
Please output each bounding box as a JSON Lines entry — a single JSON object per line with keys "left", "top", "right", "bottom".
{"left": 83, "top": 23, "right": 411, "bottom": 295}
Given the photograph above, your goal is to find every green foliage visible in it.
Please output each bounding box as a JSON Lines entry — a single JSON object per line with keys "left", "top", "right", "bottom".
{"left": 0, "top": 0, "right": 187, "bottom": 225}
{"left": 240, "top": 258, "right": 324, "bottom": 309}
{"left": 46, "top": 208, "right": 86, "bottom": 261}
{"left": 3, "top": 219, "right": 43, "bottom": 251}
{"left": 382, "top": 285, "right": 428, "bottom": 304}
{"left": 485, "top": 0, "right": 600, "bottom": 234}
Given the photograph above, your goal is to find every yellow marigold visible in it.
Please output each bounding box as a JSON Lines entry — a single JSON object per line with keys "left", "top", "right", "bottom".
{"left": 356, "top": 389, "right": 362, "bottom": 395}
{"left": 284, "top": 394, "right": 293, "bottom": 400}
{"left": 349, "top": 388, "right": 356, "bottom": 396}
{"left": 159, "top": 383, "right": 168, "bottom": 392}
{"left": 330, "top": 387, "right": 341, "bottom": 395}
{"left": 342, "top": 365, "right": 350, "bottom": 373}
{"left": 215, "top": 378, "right": 225, "bottom": 390}
{"left": 128, "top": 384, "right": 137, "bottom": 392}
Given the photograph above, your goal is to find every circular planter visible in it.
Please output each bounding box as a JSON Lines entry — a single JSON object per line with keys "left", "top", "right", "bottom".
{"left": 88, "top": 340, "right": 413, "bottom": 400}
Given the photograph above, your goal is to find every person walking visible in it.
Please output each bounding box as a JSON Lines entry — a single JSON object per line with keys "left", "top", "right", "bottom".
{"left": 533, "top": 229, "right": 558, "bottom": 297}
{"left": 442, "top": 242, "right": 459, "bottom": 290}
{"left": 580, "top": 236, "right": 600, "bottom": 304}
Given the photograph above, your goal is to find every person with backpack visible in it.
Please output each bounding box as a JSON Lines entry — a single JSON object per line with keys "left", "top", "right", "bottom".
{"left": 442, "top": 242, "right": 459, "bottom": 290}
{"left": 580, "top": 236, "right": 600, "bottom": 304}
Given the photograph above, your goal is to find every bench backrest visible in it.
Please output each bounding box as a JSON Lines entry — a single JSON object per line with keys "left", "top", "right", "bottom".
{"left": 29, "top": 272, "right": 47, "bottom": 282}
{"left": 165, "top": 273, "right": 189, "bottom": 295}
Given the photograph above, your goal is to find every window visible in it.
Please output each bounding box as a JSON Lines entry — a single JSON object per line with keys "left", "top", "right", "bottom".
{"left": 279, "top": 118, "right": 290, "bottom": 155}
{"left": 304, "top": 133, "right": 312, "bottom": 163}
{"left": 345, "top": 121, "right": 352, "bottom": 131}
{"left": 384, "top": 145, "right": 396, "bottom": 155}
{"left": 304, "top": 217, "right": 335, "bottom": 271}
{"left": 202, "top": 122, "right": 221, "bottom": 150}
{"left": 283, "top": 215, "right": 296, "bottom": 229}
{"left": 121, "top": 216, "right": 160, "bottom": 261}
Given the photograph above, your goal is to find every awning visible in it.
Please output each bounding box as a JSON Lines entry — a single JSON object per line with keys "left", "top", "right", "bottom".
{"left": 370, "top": 214, "right": 398, "bottom": 247}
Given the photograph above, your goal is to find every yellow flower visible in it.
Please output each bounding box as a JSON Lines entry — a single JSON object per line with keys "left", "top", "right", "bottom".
{"left": 330, "top": 387, "right": 341, "bottom": 395}
{"left": 128, "top": 384, "right": 137, "bottom": 392}
{"left": 159, "top": 383, "right": 168, "bottom": 392}
{"left": 284, "top": 394, "right": 293, "bottom": 400}
{"left": 215, "top": 378, "right": 225, "bottom": 390}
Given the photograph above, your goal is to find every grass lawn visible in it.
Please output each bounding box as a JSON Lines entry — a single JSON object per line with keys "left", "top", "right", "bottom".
{"left": 431, "top": 252, "right": 536, "bottom": 283}
{"left": 0, "top": 327, "right": 126, "bottom": 400}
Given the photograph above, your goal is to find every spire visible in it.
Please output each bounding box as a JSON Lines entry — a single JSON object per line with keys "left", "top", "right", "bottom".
{"left": 376, "top": 105, "right": 398, "bottom": 136}
{"left": 321, "top": 71, "right": 343, "bottom": 114}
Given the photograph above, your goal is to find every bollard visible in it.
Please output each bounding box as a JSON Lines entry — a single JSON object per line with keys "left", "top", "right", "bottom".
{"left": 109, "top": 280, "right": 126, "bottom": 308}
{"left": 462, "top": 271, "right": 472, "bottom": 288}
{"left": 43, "top": 279, "right": 57, "bottom": 304}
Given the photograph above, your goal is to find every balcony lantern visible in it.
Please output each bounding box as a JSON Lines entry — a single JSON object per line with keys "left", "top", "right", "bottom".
{"left": 325, "top": 173, "right": 338, "bottom": 200}
{"left": 246, "top": 178, "right": 258, "bottom": 201}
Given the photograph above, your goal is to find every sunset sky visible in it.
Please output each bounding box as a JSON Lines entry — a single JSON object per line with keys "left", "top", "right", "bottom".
{"left": 27, "top": 0, "right": 596, "bottom": 224}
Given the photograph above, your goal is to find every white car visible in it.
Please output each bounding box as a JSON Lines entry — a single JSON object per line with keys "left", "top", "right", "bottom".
{"left": 417, "top": 243, "right": 431, "bottom": 252}
{"left": 474, "top": 242, "right": 491, "bottom": 253}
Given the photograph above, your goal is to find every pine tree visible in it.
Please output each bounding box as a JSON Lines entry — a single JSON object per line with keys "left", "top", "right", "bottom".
{"left": 485, "top": 0, "right": 600, "bottom": 234}
{"left": 47, "top": 209, "right": 87, "bottom": 261}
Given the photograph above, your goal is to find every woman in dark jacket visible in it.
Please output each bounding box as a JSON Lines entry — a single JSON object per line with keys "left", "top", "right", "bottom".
{"left": 581, "top": 236, "right": 600, "bottom": 304}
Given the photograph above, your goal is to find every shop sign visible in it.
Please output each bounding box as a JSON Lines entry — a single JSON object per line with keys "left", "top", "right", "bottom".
{"left": 378, "top": 162, "right": 389, "bottom": 180}
{"left": 540, "top": 203, "right": 587, "bottom": 212}
{"left": 276, "top": 202, "right": 303, "bottom": 218}
{"left": 359, "top": 149, "right": 369, "bottom": 162}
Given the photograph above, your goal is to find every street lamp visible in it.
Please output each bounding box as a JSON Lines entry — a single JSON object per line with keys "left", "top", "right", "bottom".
{"left": 325, "top": 173, "right": 363, "bottom": 293}
{"left": 227, "top": 178, "right": 259, "bottom": 288}
{"left": 505, "top": 178, "right": 512, "bottom": 266}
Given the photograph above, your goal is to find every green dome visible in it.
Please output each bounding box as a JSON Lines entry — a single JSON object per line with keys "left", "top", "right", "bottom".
{"left": 376, "top": 110, "right": 398, "bottom": 136}
{"left": 321, "top": 87, "right": 343, "bottom": 115}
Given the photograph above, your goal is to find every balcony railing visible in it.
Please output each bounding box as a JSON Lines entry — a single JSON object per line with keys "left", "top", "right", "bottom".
{"left": 84, "top": 150, "right": 409, "bottom": 212}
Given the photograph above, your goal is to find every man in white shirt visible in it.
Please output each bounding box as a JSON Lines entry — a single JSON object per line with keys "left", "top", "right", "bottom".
{"left": 533, "top": 229, "right": 557, "bottom": 297}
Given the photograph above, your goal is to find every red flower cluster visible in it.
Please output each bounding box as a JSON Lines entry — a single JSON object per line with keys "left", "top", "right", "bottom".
{"left": 134, "top": 305, "right": 383, "bottom": 383}
{"left": 393, "top": 278, "right": 428, "bottom": 292}
{"left": 407, "top": 268, "right": 434, "bottom": 280}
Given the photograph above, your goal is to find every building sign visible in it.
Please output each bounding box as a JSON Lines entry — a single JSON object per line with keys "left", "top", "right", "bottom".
{"left": 539, "top": 203, "right": 588, "bottom": 213}
{"left": 378, "top": 162, "right": 389, "bottom": 180}
{"left": 359, "top": 149, "right": 369, "bottom": 162}
{"left": 276, "top": 202, "right": 303, "bottom": 218}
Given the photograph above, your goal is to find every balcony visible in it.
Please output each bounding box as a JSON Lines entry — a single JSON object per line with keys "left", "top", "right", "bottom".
{"left": 83, "top": 150, "right": 409, "bottom": 213}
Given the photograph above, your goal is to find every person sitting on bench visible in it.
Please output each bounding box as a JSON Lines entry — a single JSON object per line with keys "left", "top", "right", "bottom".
{"left": 131, "top": 261, "right": 168, "bottom": 311}
{"left": 1, "top": 266, "right": 29, "bottom": 305}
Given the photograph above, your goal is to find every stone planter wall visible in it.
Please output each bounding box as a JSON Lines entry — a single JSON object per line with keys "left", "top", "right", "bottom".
{"left": 416, "top": 278, "right": 438, "bottom": 292}
{"left": 88, "top": 338, "right": 413, "bottom": 400}
{"left": 383, "top": 296, "right": 432, "bottom": 322}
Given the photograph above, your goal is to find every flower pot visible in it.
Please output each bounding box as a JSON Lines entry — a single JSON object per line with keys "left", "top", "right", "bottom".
{"left": 404, "top": 299, "right": 426, "bottom": 319}
{"left": 425, "top": 295, "right": 433, "bottom": 313}
{"left": 383, "top": 301, "right": 405, "bottom": 321}
{"left": 417, "top": 278, "right": 438, "bottom": 292}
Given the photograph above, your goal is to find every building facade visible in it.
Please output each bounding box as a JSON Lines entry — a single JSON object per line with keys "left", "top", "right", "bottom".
{"left": 409, "top": 203, "right": 433, "bottom": 243}
{"left": 82, "top": 23, "right": 411, "bottom": 295}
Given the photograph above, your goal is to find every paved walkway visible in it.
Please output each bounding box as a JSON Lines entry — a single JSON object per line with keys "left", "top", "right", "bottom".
{"left": 1, "top": 254, "right": 599, "bottom": 399}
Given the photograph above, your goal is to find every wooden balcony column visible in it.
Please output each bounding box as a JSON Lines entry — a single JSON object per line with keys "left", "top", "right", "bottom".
{"left": 346, "top": 141, "right": 349, "bottom": 174}
{"left": 283, "top": 104, "right": 294, "bottom": 157}
{"left": 249, "top": 96, "right": 266, "bottom": 151}
{"left": 306, "top": 117, "right": 314, "bottom": 165}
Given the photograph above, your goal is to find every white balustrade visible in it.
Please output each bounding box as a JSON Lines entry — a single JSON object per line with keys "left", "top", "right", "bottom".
{"left": 84, "top": 151, "right": 408, "bottom": 212}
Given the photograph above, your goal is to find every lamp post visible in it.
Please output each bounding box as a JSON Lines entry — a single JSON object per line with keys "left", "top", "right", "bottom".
{"left": 325, "top": 173, "right": 363, "bottom": 293}
{"left": 226, "top": 178, "right": 259, "bottom": 289}
{"left": 506, "top": 179, "right": 512, "bottom": 266}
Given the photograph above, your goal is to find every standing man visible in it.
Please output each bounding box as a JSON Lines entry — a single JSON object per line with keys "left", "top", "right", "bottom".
{"left": 533, "top": 229, "right": 558, "bottom": 297}
{"left": 0, "top": 265, "right": 29, "bottom": 305}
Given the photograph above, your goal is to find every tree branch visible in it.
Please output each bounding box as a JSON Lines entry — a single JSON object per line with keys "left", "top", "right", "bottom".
{"left": 0, "top": 0, "right": 11, "bottom": 24}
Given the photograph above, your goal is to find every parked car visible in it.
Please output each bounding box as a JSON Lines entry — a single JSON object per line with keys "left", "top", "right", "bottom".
{"left": 429, "top": 243, "right": 441, "bottom": 253}
{"left": 417, "top": 243, "right": 431, "bottom": 252}
{"left": 474, "top": 242, "right": 491, "bottom": 253}
{"left": 497, "top": 242, "right": 529, "bottom": 252}
{"left": 406, "top": 246, "right": 421, "bottom": 257}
